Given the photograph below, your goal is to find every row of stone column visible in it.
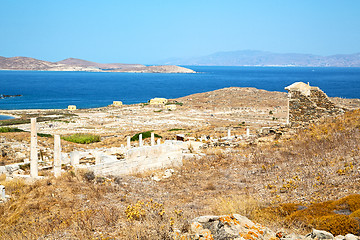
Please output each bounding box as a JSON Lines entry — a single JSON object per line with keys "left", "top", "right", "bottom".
{"left": 30, "top": 119, "right": 161, "bottom": 178}
{"left": 126, "top": 132, "right": 160, "bottom": 149}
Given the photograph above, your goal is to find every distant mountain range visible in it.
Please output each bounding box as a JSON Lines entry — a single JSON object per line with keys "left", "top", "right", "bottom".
{"left": 0, "top": 56, "right": 195, "bottom": 73}
{"left": 160, "top": 50, "right": 360, "bottom": 67}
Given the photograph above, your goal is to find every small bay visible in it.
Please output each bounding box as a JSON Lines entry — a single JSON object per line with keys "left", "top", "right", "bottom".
{"left": 0, "top": 115, "right": 14, "bottom": 120}
{"left": 0, "top": 66, "right": 359, "bottom": 110}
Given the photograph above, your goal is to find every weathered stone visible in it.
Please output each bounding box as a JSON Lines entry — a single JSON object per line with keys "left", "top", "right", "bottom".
{"left": 70, "top": 151, "right": 80, "bottom": 166}
{"left": 5, "top": 163, "right": 20, "bottom": 173}
{"left": 182, "top": 214, "right": 276, "bottom": 240}
{"left": 285, "top": 82, "right": 345, "bottom": 123}
{"left": 344, "top": 234, "right": 359, "bottom": 240}
{"left": 307, "top": 229, "right": 334, "bottom": 239}
{"left": 334, "top": 235, "right": 345, "bottom": 240}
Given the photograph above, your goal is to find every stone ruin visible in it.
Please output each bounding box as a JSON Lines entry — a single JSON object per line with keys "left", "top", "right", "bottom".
{"left": 285, "top": 82, "right": 345, "bottom": 123}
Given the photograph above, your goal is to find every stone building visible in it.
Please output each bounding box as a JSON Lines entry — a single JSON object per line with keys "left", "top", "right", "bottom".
{"left": 67, "top": 105, "right": 76, "bottom": 111}
{"left": 112, "top": 101, "right": 123, "bottom": 106}
{"left": 285, "top": 82, "right": 344, "bottom": 123}
{"left": 149, "top": 97, "right": 168, "bottom": 105}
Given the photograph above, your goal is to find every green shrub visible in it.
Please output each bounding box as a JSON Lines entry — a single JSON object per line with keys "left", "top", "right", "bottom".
{"left": 61, "top": 133, "right": 101, "bottom": 144}
{"left": 131, "top": 131, "right": 162, "bottom": 141}
{"left": 19, "top": 163, "right": 30, "bottom": 171}
{"left": 0, "top": 127, "right": 25, "bottom": 133}
{"left": 168, "top": 128, "right": 185, "bottom": 132}
{"left": 166, "top": 102, "right": 183, "bottom": 106}
{"left": 37, "top": 133, "right": 52, "bottom": 138}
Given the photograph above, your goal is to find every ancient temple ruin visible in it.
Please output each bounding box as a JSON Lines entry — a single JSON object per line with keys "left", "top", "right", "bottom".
{"left": 285, "top": 82, "right": 344, "bottom": 123}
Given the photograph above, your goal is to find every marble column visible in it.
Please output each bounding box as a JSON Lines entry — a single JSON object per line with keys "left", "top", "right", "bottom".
{"left": 30, "top": 118, "right": 38, "bottom": 178}
{"left": 151, "top": 132, "right": 155, "bottom": 146}
{"left": 127, "top": 136, "right": 131, "bottom": 149}
{"left": 53, "top": 135, "right": 61, "bottom": 177}
{"left": 139, "top": 134, "right": 143, "bottom": 147}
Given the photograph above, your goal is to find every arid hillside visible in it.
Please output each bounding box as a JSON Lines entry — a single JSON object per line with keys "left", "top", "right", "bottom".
{"left": 0, "top": 108, "right": 359, "bottom": 239}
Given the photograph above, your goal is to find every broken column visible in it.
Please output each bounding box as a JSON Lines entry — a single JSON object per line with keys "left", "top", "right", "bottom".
{"left": 127, "top": 136, "right": 131, "bottom": 149}
{"left": 151, "top": 132, "right": 155, "bottom": 146}
{"left": 227, "top": 128, "right": 231, "bottom": 139}
{"left": 70, "top": 151, "right": 80, "bottom": 166}
{"left": 53, "top": 135, "right": 62, "bottom": 177}
{"left": 95, "top": 152, "right": 102, "bottom": 165}
{"left": 139, "top": 134, "right": 143, "bottom": 147}
{"left": 157, "top": 139, "right": 161, "bottom": 145}
{"left": 30, "top": 118, "right": 38, "bottom": 178}
{"left": 246, "top": 127, "right": 250, "bottom": 137}
{"left": 0, "top": 185, "right": 5, "bottom": 200}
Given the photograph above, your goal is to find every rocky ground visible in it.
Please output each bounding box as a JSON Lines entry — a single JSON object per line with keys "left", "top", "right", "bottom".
{"left": 0, "top": 87, "right": 360, "bottom": 239}
{"left": 0, "top": 87, "right": 359, "bottom": 166}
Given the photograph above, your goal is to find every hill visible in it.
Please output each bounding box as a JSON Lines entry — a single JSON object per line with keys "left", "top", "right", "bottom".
{"left": 57, "top": 58, "right": 145, "bottom": 70}
{"left": 0, "top": 56, "right": 196, "bottom": 73}
{"left": 161, "top": 50, "right": 360, "bottom": 67}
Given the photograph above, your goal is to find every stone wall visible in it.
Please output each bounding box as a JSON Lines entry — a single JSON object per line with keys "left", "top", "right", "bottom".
{"left": 288, "top": 85, "right": 344, "bottom": 123}
{"left": 80, "top": 141, "right": 183, "bottom": 176}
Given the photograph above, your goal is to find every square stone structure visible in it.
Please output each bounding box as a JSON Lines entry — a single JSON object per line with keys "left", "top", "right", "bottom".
{"left": 68, "top": 105, "right": 77, "bottom": 111}
{"left": 149, "top": 98, "right": 168, "bottom": 105}
{"left": 285, "top": 82, "right": 344, "bottom": 123}
{"left": 164, "top": 104, "right": 177, "bottom": 110}
{"left": 113, "top": 101, "right": 123, "bottom": 106}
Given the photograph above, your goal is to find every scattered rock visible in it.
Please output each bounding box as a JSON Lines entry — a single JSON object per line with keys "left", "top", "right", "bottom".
{"left": 178, "top": 214, "right": 275, "bottom": 240}
{"left": 345, "top": 234, "right": 359, "bottom": 240}
{"left": 307, "top": 229, "right": 334, "bottom": 240}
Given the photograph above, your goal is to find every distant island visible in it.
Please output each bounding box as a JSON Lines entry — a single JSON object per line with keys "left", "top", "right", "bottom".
{"left": 160, "top": 50, "right": 360, "bottom": 67}
{"left": 0, "top": 56, "right": 196, "bottom": 73}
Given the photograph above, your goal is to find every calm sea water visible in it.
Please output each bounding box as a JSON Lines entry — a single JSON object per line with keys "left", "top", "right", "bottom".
{"left": 0, "top": 66, "right": 359, "bottom": 110}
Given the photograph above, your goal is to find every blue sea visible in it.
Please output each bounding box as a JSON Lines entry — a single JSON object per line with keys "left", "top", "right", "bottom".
{"left": 0, "top": 66, "right": 359, "bottom": 110}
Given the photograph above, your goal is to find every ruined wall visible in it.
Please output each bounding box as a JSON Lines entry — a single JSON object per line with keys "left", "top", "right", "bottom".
{"left": 82, "top": 142, "right": 183, "bottom": 176}
{"left": 289, "top": 87, "right": 344, "bottom": 123}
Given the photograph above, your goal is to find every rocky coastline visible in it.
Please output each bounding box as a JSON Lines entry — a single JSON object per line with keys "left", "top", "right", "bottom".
{"left": 0, "top": 56, "right": 196, "bottom": 73}
{"left": 0, "top": 94, "right": 22, "bottom": 99}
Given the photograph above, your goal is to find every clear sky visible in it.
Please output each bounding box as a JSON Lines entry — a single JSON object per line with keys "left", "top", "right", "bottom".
{"left": 1, "top": 0, "right": 359, "bottom": 64}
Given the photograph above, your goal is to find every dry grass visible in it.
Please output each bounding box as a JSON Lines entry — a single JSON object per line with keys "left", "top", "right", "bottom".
{"left": 0, "top": 110, "right": 359, "bottom": 238}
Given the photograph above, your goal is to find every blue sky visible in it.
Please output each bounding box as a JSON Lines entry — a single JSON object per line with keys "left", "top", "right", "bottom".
{"left": 1, "top": 0, "right": 359, "bottom": 64}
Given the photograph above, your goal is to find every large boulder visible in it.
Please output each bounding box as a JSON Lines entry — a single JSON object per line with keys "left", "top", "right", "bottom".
{"left": 176, "top": 214, "right": 276, "bottom": 240}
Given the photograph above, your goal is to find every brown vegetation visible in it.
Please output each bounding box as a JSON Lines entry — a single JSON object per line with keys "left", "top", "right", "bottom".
{"left": 0, "top": 109, "right": 359, "bottom": 238}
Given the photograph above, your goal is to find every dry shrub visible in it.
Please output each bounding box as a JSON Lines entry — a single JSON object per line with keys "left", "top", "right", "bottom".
{"left": 120, "top": 199, "right": 188, "bottom": 239}
{"left": 314, "top": 214, "right": 359, "bottom": 236}
{"left": 329, "top": 194, "right": 360, "bottom": 212}
{"left": 0, "top": 171, "right": 119, "bottom": 239}
{"left": 0, "top": 174, "right": 6, "bottom": 182}
{"left": 350, "top": 209, "right": 360, "bottom": 218}
{"left": 254, "top": 194, "right": 360, "bottom": 235}
{"left": 210, "top": 195, "right": 262, "bottom": 219}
